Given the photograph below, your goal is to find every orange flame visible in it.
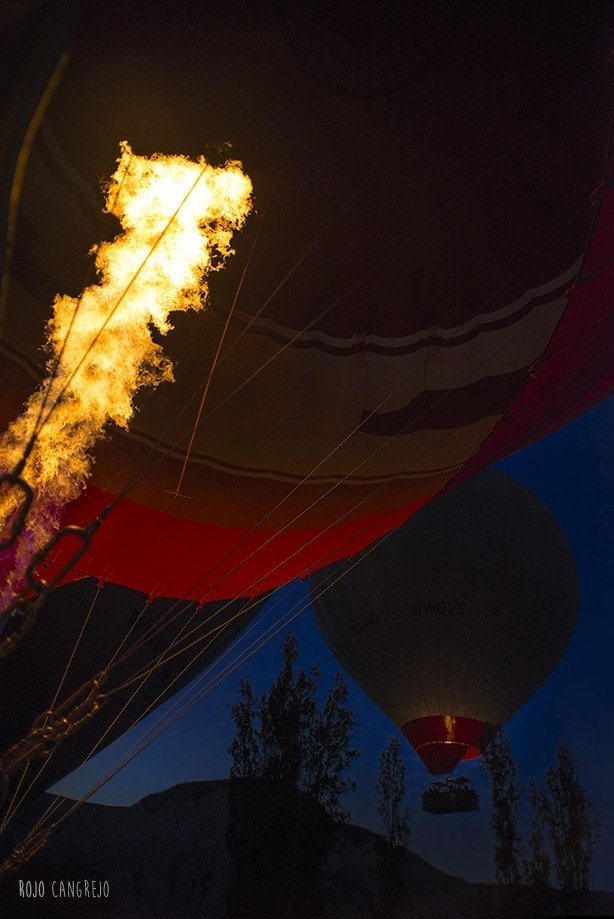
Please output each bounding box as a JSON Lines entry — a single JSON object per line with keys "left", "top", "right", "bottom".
{"left": 0, "top": 142, "right": 252, "bottom": 604}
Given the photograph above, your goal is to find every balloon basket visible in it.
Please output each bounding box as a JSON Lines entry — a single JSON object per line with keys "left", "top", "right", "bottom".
{"left": 422, "top": 777, "right": 479, "bottom": 815}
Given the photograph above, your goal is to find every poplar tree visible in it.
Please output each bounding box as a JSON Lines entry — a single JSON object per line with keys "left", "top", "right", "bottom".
{"left": 226, "top": 633, "right": 357, "bottom": 919}
{"left": 374, "top": 736, "right": 410, "bottom": 917}
{"left": 376, "top": 736, "right": 410, "bottom": 850}
{"left": 522, "top": 779, "right": 551, "bottom": 889}
{"left": 481, "top": 728, "right": 525, "bottom": 885}
{"left": 544, "top": 740, "right": 601, "bottom": 893}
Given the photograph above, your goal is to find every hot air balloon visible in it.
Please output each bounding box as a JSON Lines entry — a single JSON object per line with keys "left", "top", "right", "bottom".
{"left": 0, "top": 1, "right": 612, "bottom": 605}
{"left": 0, "top": 0, "right": 609, "bottom": 858}
{"left": 310, "top": 469, "right": 579, "bottom": 778}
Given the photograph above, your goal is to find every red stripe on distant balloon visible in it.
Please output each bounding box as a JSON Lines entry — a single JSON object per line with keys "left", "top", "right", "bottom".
{"left": 402, "top": 715, "right": 488, "bottom": 775}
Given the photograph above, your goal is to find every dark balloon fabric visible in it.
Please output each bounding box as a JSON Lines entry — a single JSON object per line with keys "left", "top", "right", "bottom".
{"left": 0, "top": 2, "right": 612, "bottom": 601}
{"left": 0, "top": 579, "right": 264, "bottom": 800}
{"left": 310, "top": 470, "right": 579, "bottom": 774}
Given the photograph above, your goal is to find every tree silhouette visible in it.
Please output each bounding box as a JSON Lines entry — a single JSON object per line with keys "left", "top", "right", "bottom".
{"left": 374, "top": 736, "right": 410, "bottom": 917}
{"left": 304, "top": 671, "right": 359, "bottom": 822}
{"left": 543, "top": 740, "right": 601, "bottom": 894}
{"left": 376, "top": 736, "right": 410, "bottom": 850}
{"left": 225, "top": 633, "right": 357, "bottom": 919}
{"left": 481, "top": 728, "right": 524, "bottom": 885}
{"left": 522, "top": 778, "right": 551, "bottom": 889}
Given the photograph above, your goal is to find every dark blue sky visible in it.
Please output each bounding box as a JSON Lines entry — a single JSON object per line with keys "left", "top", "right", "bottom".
{"left": 54, "top": 398, "right": 613, "bottom": 889}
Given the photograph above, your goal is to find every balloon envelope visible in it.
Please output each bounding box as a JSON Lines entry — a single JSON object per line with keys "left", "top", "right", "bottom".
{"left": 311, "top": 470, "right": 579, "bottom": 774}
{"left": 0, "top": 2, "right": 612, "bottom": 602}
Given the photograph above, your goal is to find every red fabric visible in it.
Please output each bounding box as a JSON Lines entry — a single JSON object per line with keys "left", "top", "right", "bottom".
{"left": 51, "top": 487, "right": 431, "bottom": 601}
{"left": 401, "top": 715, "right": 488, "bottom": 775}
{"left": 458, "top": 154, "right": 614, "bottom": 479}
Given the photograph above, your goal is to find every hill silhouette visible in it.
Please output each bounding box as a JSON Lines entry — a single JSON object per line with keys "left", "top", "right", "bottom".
{"left": 1, "top": 780, "right": 612, "bottom": 918}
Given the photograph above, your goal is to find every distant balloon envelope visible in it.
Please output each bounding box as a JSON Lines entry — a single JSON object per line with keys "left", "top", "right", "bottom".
{"left": 310, "top": 470, "right": 579, "bottom": 774}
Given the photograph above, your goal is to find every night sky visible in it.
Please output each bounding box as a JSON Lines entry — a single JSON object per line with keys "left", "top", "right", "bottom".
{"left": 53, "top": 397, "right": 614, "bottom": 890}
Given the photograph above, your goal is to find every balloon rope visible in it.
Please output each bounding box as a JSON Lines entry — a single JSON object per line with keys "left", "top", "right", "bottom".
{"left": 2, "top": 591, "right": 262, "bottom": 837}
{"left": 0, "top": 588, "right": 165, "bottom": 830}
{"left": 169, "top": 202, "right": 268, "bottom": 500}
{"left": 99, "top": 600, "right": 288, "bottom": 753}
{"left": 2, "top": 455, "right": 409, "bottom": 837}
{"left": 0, "top": 591, "right": 200, "bottom": 832}
{"left": 66, "top": 579, "right": 345, "bottom": 803}
{"left": 46, "top": 582, "right": 102, "bottom": 714}
{"left": 1, "top": 585, "right": 106, "bottom": 824}
{"left": 110, "top": 598, "right": 274, "bottom": 697}
{"left": 4, "top": 537, "right": 389, "bottom": 861}
{"left": 0, "top": 762, "right": 32, "bottom": 836}
{"left": 2, "top": 497, "right": 427, "bottom": 841}
{"left": 0, "top": 582, "right": 105, "bottom": 830}
{"left": 3, "top": 591, "right": 271, "bottom": 842}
